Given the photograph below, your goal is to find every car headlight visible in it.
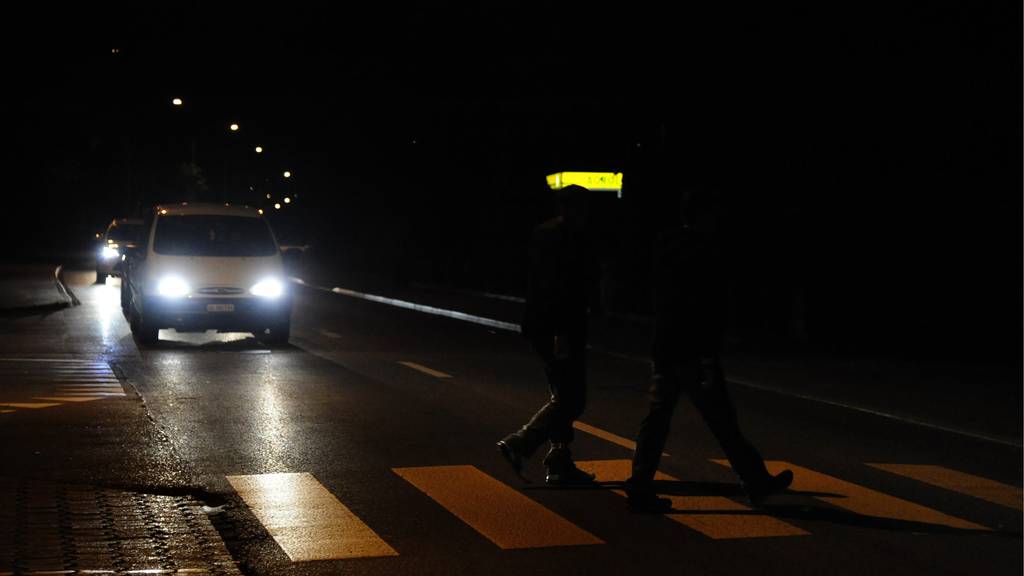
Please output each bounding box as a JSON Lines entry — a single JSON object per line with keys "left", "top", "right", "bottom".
{"left": 101, "top": 246, "right": 120, "bottom": 260}
{"left": 157, "top": 276, "right": 190, "bottom": 298}
{"left": 251, "top": 278, "right": 284, "bottom": 298}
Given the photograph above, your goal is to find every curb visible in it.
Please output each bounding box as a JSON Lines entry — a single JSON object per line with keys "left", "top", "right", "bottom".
{"left": 54, "top": 265, "right": 81, "bottom": 307}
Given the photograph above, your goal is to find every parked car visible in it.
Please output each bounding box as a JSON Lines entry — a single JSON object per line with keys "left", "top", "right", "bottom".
{"left": 96, "top": 217, "right": 145, "bottom": 284}
{"left": 122, "top": 203, "right": 292, "bottom": 345}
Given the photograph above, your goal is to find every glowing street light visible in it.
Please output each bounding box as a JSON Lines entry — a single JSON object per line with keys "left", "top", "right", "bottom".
{"left": 283, "top": 197, "right": 291, "bottom": 204}
{"left": 172, "top": 98, "right": 183, "bottom": 106}
{"left": 274, "top": 203, "right": 281, "bottom": 210}
{"left": 283, "top": 171, "right": 291, "bottom": 178}
{"left": 229, "top": 123, "right": 239, "bottom": 132}
{"left": 258, "top": 209, "right": 264, "bottom": 215}
{"left": 255, "top": 146, "right": 263, "bottom": 153}
{"left": 265, "top": 193, "right": 271, "bottom": 199}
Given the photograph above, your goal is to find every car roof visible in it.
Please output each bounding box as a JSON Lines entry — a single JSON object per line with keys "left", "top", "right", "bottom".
{"left": 154, "top": 202, "right": 261, "bottom": 218}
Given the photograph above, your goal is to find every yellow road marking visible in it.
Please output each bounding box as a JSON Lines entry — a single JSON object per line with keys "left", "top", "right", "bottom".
{"left": 577, "top": 460, "right": 808, "bottom": 539}
{"left": 712, "top": 460, "right": 989, "bottom": 531}
{"left": 226, "top": 472, "right": 397, "bottom": 561}
{"left": 393, "top": 465, "right": 603, "bottom": 549}
{"left": 572, "top": 422, "right": 638, "bottom": 450}
{"left": 571, "top": 421, "right": 670, "bottom": 457}
{"left": 398, "top": 361, "right": 452, "bottom": 379}
{"left": 0, "top": 402, "right": 62, "bottom": 409}
{"left": 867, "top": 463, "right": 1023, "bottom": 512}
{"left": 33, "top": 396, "right": 105, "bottom": 403}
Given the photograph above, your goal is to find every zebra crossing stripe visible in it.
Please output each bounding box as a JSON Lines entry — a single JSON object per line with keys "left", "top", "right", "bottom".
{"left": 0, "top": 402, "right": 62, "bottom": 409}
{"left": 867, "top": 463, "right": 1023, "bottom": 512}
{"left": 712, "top": 460, "right": 989, "bottom": 531}
{"left": 226, "top": 472, "right": 398, "bottom": 561}
{"left": 393, "top": 465, "right": 603, "bottom": 549}
{"left": 576, "top": 460, "right": 808, "bottom": 539}
{"left": 33, "top": 396, "right": 106, "bottom": 403}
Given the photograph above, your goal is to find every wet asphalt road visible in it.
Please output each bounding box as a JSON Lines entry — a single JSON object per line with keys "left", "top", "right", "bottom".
{"left": 1, "top": 269, "right": 1020, "bottom": 575}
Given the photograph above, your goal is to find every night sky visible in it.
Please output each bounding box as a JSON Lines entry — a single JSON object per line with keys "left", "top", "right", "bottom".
{"left": 4, "top": 2, "right": 1020, "bottom": 360}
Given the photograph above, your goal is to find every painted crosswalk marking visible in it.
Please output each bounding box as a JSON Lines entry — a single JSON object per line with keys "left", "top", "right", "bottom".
{"left": 226, "top": 472, "right": 398, "bottom": 561}
{"left": 712, "top": 460, "right": 989, "bottom": 531}
{"left": 0, "top": 402, "right": 61, "bottom": 409}
{"left": 0, "top": 357, "right": 124, "bottom": 415}
{"left": 576, "top": 460, "right": 808, "bottom": 539}
{"left": 393, "top": 465, "right": 603, "bottom": 549}
{"left": 867, "top": 463, "right": 1023, "bottom": 512}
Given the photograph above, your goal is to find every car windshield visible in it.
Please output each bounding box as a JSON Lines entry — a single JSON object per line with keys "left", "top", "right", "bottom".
{"left": 108, "top": 224, "right": 143, "bottom": 244}
{"left": 153, "top": 215, "right": 277, "bottom": 257}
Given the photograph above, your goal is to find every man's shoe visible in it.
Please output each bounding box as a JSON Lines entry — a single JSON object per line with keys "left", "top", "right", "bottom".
{"left": 626, "top": 491, "right": 673, "bottom": 513}
{"left": 742, "top": 469, "right": 793, "bottom": 505}
{"left": 497, "top": 439, "right": 530, "bottom": 483}
{"left": 544, "top": 465, "right": 596, "bottom": 486}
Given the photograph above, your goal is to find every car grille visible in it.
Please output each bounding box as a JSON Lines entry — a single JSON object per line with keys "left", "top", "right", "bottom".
{"left": 196, "top": 287, "right": 245, "bottom": 295}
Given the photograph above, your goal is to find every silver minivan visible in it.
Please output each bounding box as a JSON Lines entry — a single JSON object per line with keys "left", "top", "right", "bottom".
{"left": 123, "top": 203, "right": 292, "bottom": 345}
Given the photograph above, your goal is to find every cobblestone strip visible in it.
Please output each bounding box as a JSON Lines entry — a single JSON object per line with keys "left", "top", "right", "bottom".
{"left": 0, "top": 478, "right": 240, "bottom": 575}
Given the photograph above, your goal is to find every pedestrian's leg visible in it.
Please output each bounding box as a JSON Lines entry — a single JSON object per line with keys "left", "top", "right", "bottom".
{"left": 497, "top": 342, "right": 562, "bottom": 480}
{"left": 629, "top": 361, "right": 684, "bottom": 492}
{"left": 541, "top": 349, "right": 594, "bottom": 484}
{"left": 684, "top": 355, "right": 792, "bottom": 503}
{"left": 684, "top": 355, "right": 771, "bottom": 482}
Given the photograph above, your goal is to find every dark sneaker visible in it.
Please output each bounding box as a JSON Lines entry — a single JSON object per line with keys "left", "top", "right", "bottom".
{"left": 544, "top": 465, "right": 596, "bottom": 486}
{"left": 742, "top": 469, "right": 794, "bottom": 505}
{"left": 497, "top": 438, "right": 530, "bottom": 483}
{"left": 626, "top": 491, "right": 673, "bottom": 513}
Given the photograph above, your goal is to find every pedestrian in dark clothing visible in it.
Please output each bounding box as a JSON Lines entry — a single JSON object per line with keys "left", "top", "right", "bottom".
{"left": 497, "top": 184, "right": 597, "bottom": 485}
{"left": 624, "top": 187, "right": 793, "bottom": 512}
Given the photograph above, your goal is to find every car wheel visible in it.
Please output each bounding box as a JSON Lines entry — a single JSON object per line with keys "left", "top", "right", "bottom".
{"left": 259, "top": 321, "right": 290, "bottom": 347}
{"left": 130, "top": 309, "right": 159, "bottom": 344}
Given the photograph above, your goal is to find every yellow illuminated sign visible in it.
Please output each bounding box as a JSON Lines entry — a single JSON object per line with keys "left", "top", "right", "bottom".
{"left": 546, "top": 172, "right": 623, "bottom": 195}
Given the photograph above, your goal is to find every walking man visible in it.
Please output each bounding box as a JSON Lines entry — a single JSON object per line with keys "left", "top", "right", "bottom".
{"left": 497, "top": 184, "right": 596, "bottom": 485}
{"left": 625, "top": 186, "right": 793, "bottom": 511}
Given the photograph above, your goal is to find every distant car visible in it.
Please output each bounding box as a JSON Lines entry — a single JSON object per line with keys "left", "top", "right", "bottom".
{"left": 122, "top": 203, "right": 292, "bottom": 345}
{"left": 96, "top": 217, "right": 145, "bottom": 284}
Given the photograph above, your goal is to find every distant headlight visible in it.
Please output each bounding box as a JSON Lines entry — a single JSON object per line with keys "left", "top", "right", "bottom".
{"left": 101, "top": 246, "right": 120, "bottom": 260}
{"left": 251, "top": 278, "right": 284, "bottom": 298}
{"left": 157, "top": 276, "right": 190, "bottom": 298}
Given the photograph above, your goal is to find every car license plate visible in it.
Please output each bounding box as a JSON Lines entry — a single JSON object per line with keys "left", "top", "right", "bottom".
{"left": 207, "top": 303, "right": 235, "bottom": 312}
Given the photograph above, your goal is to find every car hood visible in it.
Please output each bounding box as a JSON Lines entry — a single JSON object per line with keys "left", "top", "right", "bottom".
{"left": 144, "top": 254, "right": 285, "bottom": 291}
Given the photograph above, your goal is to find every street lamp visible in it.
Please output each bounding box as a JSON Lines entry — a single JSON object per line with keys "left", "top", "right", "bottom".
{"left": 172, "top": 98, "right": 183, "bottom": 106}
{"left": 274, "top": 203, "right": 281, "bottom": 210}
{"left": 283, "top": 197, "right": 291, "bottom": 204}
{"left": 255, "top": 146, "right": 263, "bottom": 153}
{"left": 229, "top": 123, "right": 239, "bottom": 132}
{"left": 283, "top": 171, "right": 291, "bottom": 178}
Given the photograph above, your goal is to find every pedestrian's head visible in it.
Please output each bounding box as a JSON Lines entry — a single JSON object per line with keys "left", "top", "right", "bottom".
{"left": 556, "top": 184, "right": 590, "bottom": 230}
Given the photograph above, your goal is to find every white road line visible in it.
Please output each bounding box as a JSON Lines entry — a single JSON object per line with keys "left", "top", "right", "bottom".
{"left": 291, "top": 278, "right": 521, "bottom": 333}
{"left": 727, "top": 376, "right": 1023, "bottom": 449}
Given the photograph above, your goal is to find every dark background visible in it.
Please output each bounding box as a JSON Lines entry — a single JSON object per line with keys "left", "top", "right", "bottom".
{"left": 3, "top": 2, "right": 1020, "bottom": 361}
